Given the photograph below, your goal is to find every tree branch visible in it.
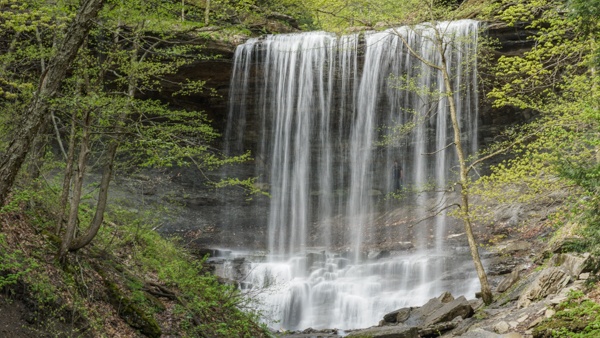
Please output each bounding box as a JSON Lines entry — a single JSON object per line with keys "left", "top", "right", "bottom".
{"left": 409, "top": 203, "right": 461, "bottom": 228}
{"left": 423, "top": 142, "right": 455, "bottom": 156}
{"left": 390, "top": 26, "right": 443, "bottom": 71}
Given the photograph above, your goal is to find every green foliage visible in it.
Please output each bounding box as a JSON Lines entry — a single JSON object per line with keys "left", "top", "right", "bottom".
{"left": 293, "top": 0, "right": 432, "bottom": 32}
{"left": 477, "top": 0, "right": 599, "bottom": 240}
{"left": 0, "top": 189, "right": 33, "bottom": 214}
{"left": 0, "top": 183, "right": 269, "bottom": 336}
{"left": 214, "top": 175, "right": 271, "bottom": 199}
{"left": 568, "top": 0, "right": 600, "bottom": 35}
{"left": 0, "top": 234, "right": 35, "bottom": 289}
{"left": 489, "top": 0, "right": 590, "bottom": 110}
{"left": 533, "top": 290, "right": 600, "bottom": 337}
{"left": 94, "top": 206, "right": 269, "bottom": 337}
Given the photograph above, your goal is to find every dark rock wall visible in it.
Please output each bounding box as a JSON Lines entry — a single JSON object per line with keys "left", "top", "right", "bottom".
{"left": 134, "top": 22, "right": 537, "bottom": 250}
{"left": 155, "top": 22, "right": 537, "bottom": 147}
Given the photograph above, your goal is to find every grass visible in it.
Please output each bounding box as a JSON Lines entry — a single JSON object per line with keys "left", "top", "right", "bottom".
{"left": 0, "top": 186, "right": 270, "bottom": 337}
{"left": 533, "top": 290, "right": 600, "bottom": 338}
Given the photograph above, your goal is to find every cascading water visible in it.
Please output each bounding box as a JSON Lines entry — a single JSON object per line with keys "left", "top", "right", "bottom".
{"left": 222, "top": 19, "right": 481, "bottom": 331}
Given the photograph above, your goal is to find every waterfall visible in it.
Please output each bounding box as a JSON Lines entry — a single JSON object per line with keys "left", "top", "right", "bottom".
{"left": 223, "top": 19, "right": 481, "bottom": 331}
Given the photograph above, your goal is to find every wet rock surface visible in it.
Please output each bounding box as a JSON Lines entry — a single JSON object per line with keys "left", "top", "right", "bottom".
{"left": 270, "top": 229, "right": 597, "bottom": 338}
{"left": 347, "top": 325, "right": 420, "bottom": 338}
{"left": 344, "top": 293, "right": 473, "bottom": 338}
{"left": 122, "top": 20, "right": 549, "bottom": 254}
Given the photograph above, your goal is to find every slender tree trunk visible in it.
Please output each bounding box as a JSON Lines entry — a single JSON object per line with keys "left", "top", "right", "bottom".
{"left": 440, "top": 50, "right": 493, "bottom": 305}
{"left": 0, "top": 0, "right": 104, "bottom": 206}
{"left": 58, "top": 109, "right": 92, "bottom": 262}
{"left": 55, "top": 110, "right": 78, "bottom": 235}
{"left": 205, "top": 0, "right": 210, "bottom": 25}
{"left": 26, "top": 27, "right": 52, "bottom": 185}
{"left": 394, "top": 23, "right": 492, "bottom": 304}
{"left": 25, "top": 129, "right": 49, "bottom": 185}
{"left": 68, "top": 141, "right": 117, "bottom": 250}
{"left": 65, "top": 31, "right": 137, "bottom": 253}
{"left": 181, "top": 0, "right": 185, "bottom": 21}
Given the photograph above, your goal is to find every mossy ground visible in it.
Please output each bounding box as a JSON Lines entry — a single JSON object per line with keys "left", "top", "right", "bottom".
{"left": 533, "top": 290, "right": 600, "bottom": 338}
{"left": 0, "top": 189, "right": 269, "bottom": 337}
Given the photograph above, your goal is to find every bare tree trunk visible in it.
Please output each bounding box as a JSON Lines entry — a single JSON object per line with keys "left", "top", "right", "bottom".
{"left": 0, "top": 0, "right": 104, "bottom": 206}
{"left": 63, "top": 31, "right": 137, "bottom": 254}
{"left": 68, "top": 141, "right": 117, "bottom": 250}
{"left": 26, "top": 28, "right": 52, "bottom": 186}
{"left": 181, "top": 0, "right": 185, "bottom": 21}
{"left": 25, "top": 130, "right": 49, "bottom": 186}
{"left": 205, "top": 0, "right": 210, "bottom": 25}
{"left": 395, "top": 23, "right": 493, "bottom": 305}
{"left": 55, "top": 111, "right": 78, "bottom": 235}
{"left": 58, "top": 109, "right": 92, "bottom": 262}
{"left": 440, "top": 48, "right": 493, "bottom": 305}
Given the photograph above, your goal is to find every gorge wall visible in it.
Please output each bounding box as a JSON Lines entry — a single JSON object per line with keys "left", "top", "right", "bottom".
{"left": 220, "top": 20, "right": 483, "bottom": 330}
{"left": 135, "top": 21, "right": 536, "bottom": 250}
{"left": 108, "top": 20, "right": 548, "bottom": 331}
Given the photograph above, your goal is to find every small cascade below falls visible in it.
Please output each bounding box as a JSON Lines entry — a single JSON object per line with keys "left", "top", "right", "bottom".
{"left": 222, "top": 20, "right": 482, "bottom": 330}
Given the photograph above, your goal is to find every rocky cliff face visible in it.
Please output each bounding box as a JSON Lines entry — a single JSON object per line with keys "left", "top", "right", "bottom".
{"left": 122, "top": 21, "right": 540, "bottom": 252}
{"left": 152, "top": 21, "right": 539, "bottom": 154}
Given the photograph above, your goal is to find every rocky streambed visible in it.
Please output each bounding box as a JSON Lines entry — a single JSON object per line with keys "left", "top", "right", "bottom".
{"left": 266, "top": 240, "right": 596, "bottom": 338}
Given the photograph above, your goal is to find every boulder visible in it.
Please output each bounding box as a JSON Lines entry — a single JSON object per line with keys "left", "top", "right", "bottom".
{"left": 383, "top": 307, "right": 412, "bottom": 324}
{"left": 423, "top": 296, "right": 474, "bottom": 326}
{"left": 550, "top": 253, "right": 591, "bottom": 278}
{"left": 404, "top": 296, "right": 445, "bottom": 326}
{"left": 500, "top": 271, "right": 541, "bottom": 305}
{"left": 377, "top": 293, "right": 479, "bottom": 338}
{"left": 438, "top": 291, "right": 455, "bottom": 303}
{"left": 517, "top": 267, "right": 570, "bottom": 308}
{"left": 381, "top": 292, "right": 473, "bottom": 332}
{"left": 418, "top": 316, "right": 463, "bottom": 337}
{"left": 496, "top": 268, "right": 520, "bottom": 293}
{"left": 494, "top": 321, "right": 510, "bottom": 334}
{"left": 346, "top": 325, "right": 419, "bottom": 338}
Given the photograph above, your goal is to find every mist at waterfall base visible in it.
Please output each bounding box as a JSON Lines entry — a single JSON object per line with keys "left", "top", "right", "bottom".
{"left": 219, "top": 20, "right": 482, "bottom": 331}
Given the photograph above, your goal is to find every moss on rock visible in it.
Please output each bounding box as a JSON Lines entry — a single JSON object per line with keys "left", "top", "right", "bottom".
{"left": 533, "top": 296, "right": 600, "bottom": 338}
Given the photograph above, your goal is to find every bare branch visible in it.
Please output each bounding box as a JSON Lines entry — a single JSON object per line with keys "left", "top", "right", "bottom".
{"left": 390, "top": 27, "right": 443, "bottom": 71}
{"left": 409, "top": 203, "right": 461, "bottom": 228}
{"left": 467, "top": 130, "right": 539, "bottom": 174}
{"left": 315, "top": 8, "right": 372, "bottom": 27}
{"left": 51, "top": 112, "right": 68, "bottom": 160}
{"left": 422, "top": 142, "right": 455, "bottom": 156}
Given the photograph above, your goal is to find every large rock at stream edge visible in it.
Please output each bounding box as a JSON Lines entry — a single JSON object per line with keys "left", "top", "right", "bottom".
{"left": 419, "top": 316, "right": 464, "bottom": 337}
{"left": 401, "top": 292, "right": 454, "bottom": 326}
{"left": 423, "top": 296, "right": 474, "bottom": 326}
{"left": 383, "top": 307, "right": 412, "bottom": 324}
{"left": 379, "top": 293, "right": 473, "bottom": 337}
{"left": 346, "top": 325, "right": 419, "bottom": 338}
{"left": 496, "top": 268, "right": 520, "bottom": 293}
{"left": 517, "top": 267, "right": 570, "bottom": 308}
